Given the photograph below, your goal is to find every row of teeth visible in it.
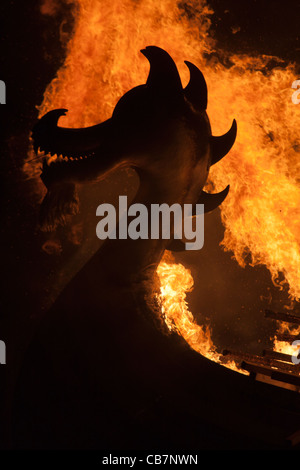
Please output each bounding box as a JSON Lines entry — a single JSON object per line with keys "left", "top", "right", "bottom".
{"left": 41, "top": 151, "right": 95, "bottom": 166}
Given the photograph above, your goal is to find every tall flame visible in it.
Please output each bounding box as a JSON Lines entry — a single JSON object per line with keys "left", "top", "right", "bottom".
{"left": 27, "top": 0, "right": 300, "bottom": 370}
{"left": 157, "top": 252, "right": 215, "bottom": 358}
{"left": 210, "top": 61, "right": 300, "bottom": 300}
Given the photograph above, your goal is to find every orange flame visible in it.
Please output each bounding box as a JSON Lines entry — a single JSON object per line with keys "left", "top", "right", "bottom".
{"left": 156, "top": 252, "right": 245, "bottom": 373}
{"left": 273, "top": 322, "right": 300, "bottom": 356}
{"left": 26, "top": 0, "right": 300, "bottom": 372}
{"left": 210, "top": 60, "right": 300, "bottom": 300}
{"left": 156, "top": 253, "right": 215, "bottom": 358}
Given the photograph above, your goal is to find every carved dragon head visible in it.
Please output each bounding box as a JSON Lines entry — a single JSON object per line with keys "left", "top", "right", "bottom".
{"left": 32, "top": 46, "right": 236, "bottom": 231}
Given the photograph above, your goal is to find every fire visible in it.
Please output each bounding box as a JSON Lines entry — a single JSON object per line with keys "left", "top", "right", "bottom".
{"left": 210, "top": 61, "right": 300, "bottom": 301}
{"left": 36, "top": 0, "right": 214, "bottom": 128}
{"left": 156, "top": 252, "right": 215, "bottom": 358}
{"left": 273, "top": 322, "right": 300, "bottom": 356}
{"left": 156, "top": 252, "right": 245, "bottom": 373}
{"left": 25, "top": 0, "right": 300, "bottom": 372}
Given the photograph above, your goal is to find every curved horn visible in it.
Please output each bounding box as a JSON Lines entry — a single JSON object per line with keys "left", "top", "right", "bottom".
{"left": 32, "top": 109, "right": 67, "bottom": 154}
{"left": 140, "top": 46, "right": 183, "bottom": 94}
{"left": 184, "top": 61, "right": 207, "bottom": 110}
{"left": 210, "top": 120, "right": 237, "bottom": 165}
{"left": 194, "top": 185, "right": 230, "bottom": 214}
{"left": 168, "top": 185, "right": 229, "bottom": 250}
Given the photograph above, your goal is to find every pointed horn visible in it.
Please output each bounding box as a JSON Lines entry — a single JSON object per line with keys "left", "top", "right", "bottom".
{"left": 210, "top": 120, "right": 237, "bottom": 165}
{"left": 194, "top": 185, "right": 230, "bottom": 214}
{"left": 184, "top": 61, "right": 207, "bottom": 110}
{"left": 32, "top": 109, "right": 68, "bottom": 153}
{"left": 140, "top": 46, "right": 182, "bottom": 94}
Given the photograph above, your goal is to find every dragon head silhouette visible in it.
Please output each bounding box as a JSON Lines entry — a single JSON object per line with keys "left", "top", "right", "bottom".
{"left": 32, "top": 46, "right": 236, "bottom": 232}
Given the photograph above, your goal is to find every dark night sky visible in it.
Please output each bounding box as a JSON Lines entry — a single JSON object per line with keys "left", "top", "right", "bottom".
{"left": 0, "top": 0, "right": 300, "bottom": 449}
{"left": 209, "top": 0, "right": 300, "bottom": 64}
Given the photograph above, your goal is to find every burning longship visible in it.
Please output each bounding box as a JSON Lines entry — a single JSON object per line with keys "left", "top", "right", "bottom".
{"left": 13, "top": 0, "right": 300, "bottom": 450}
{"left": 24, "top": 0, "right": 300, "bottom": 366}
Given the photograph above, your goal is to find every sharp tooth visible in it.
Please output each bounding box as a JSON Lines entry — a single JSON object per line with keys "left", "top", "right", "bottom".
{"left": 80, "top": 156, "right": 83, "bottom": 160}
{"left": 47, "top": 155, "right": 57, "bottom": 166}
{"left": 70, "top": 157, "right": 74, "bottom": 161}
{"left": 58, "top": 155, "right": 63, "bottom": 162}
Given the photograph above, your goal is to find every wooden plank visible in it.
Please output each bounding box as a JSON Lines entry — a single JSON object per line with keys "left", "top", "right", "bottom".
{"left": 223, "top": 349, "right": 296, "bottom": 373}
{"left": 274, "top": 333, "right": 300, "bottom": 342}
{"left": 241, "top": 362, "right": 300, "bottom": 391}
{"left": 263, "top": 349, "right": 294, "bottom": 364}
{"left": 271, "top": 371, "right": 300, "bottom": 387}
{"left": 265, "top": 309, "right": 300, "bottom": 325}
{"left": 241, "top": 361, "right": 273, "bottom": 377}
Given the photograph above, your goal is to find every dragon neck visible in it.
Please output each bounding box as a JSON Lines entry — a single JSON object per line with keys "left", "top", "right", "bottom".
{"left": 93, "top": 170, "right": 179, "bottom": 288}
